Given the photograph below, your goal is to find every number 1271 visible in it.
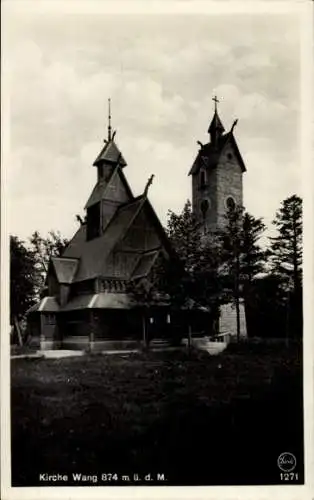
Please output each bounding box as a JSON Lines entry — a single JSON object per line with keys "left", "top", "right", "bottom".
{"left": 280, "top": 472, "right": 298, "bottom": 481}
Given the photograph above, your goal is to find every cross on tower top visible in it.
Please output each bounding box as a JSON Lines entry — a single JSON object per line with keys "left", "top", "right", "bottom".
{"left": 212, "top": 95, "right": 219, "bottom": 112}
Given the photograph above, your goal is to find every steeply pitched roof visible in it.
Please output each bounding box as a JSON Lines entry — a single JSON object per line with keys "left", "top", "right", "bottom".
{"left": 85, "top": 180, "right": 108, "bottom": 209}
{"left": 85, "top": 166, "right": 133, "bottom": 209}
{"left": 63, "top": 197, "right": 145, "bottom": 281}
{"left": 188, "top": 132, "right": 246, "bottom": 175}
{"left": 62, "top": 193, "right": 174, "bottom": 283}
{"left": 93, "top": 139, "right": 127, "bottom": 167}
{"left": 51, "top": 257, "right": 79, "bottom": 284}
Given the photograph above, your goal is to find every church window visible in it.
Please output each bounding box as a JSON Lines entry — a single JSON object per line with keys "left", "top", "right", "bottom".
{"left": 87, "top": 202, "right": 101, "bottom": 240}
{"left": 225, "top": 196, "right": 236, "bottom": 211}
{"left": 227, "top": 153, "right": 232, "bottom": 160}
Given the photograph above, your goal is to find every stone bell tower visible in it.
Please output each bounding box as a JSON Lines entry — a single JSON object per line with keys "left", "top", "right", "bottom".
{"left": 188, "top": 96, "right": 248, "bottom": 341}
{"left": 189, "top": 96, "right": 246, "bottom": 234}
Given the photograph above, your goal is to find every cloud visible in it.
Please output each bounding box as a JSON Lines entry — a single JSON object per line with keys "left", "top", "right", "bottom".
{"left": 4, "top": 11, "right": 301, "bottom": 241}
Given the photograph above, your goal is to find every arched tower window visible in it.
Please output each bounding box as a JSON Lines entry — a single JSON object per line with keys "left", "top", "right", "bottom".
{"left": 225, "top": 196, "right": 236, "bottom": 211}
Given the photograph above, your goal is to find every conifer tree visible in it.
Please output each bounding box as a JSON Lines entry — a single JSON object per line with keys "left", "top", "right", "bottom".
{"left": 219, "top": 207, "right": 267, "bottom": 340}
{"left": 268, "top": 195, "right": 303, "bottom": 339}
{"left": 241, "top": 212, "right": 267, "bottom": 285}
{"left": 269, "top": 194, "right": 302, "bottom": 293}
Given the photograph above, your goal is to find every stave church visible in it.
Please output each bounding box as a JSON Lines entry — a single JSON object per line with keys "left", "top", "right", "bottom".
{"left": 27, "top": 97, "right": 247, "bottom": 351}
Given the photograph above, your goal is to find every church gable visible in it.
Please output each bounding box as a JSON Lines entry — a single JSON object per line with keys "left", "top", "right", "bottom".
{"left": 51, "top": 257, "right": 79, "bottom": 284}
{"left": 218, "top": 134, "right": 246, "bottom": 173}
{"left": 101, "top": 250, "right": 140, "bottom": 279}
{"left": 97, "top": 195, "right": 174, "bottom": 282}
{"left": 99, "top": 201, "right": 162, "bottom": 279}
{"left": 118, "top": 202, "right": 161, "bottom": 253}
{"left": 218, "top": 140, "right": 243, "bottom": 174}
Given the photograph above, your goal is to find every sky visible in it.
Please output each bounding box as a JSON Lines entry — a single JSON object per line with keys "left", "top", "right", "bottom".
{"left": 3, "top": 2, "right": 303, "bottom": 243}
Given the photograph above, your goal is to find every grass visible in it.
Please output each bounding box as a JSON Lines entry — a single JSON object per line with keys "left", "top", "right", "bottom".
{"left": 11, "top": 344, "right": 303, "bottom": 486}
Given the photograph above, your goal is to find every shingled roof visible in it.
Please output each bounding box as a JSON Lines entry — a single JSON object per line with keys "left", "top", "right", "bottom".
{"left": 62, "top": 292, "right": 134, "bottom": 311}
{"left": 63, "top": 198, "right": 141, "bottom": 281}
{"left": 188, "top": 132, "right": 246, "bottom": 176}
{"left": 63, "top": 195, "right": 153, "bottom": 281}
{"left": 27, "top": 296, "right": 60, "bottom": 314}
{"left": 62, "top": 191, "right": 174, "bottom": 284}
{"left": 93, "top": 139, "right": 127, "bottom": 167}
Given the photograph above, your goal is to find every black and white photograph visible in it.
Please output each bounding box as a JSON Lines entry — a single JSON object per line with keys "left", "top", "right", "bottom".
{"left": 1, "top": 1, "right": 313, "bottom": 499}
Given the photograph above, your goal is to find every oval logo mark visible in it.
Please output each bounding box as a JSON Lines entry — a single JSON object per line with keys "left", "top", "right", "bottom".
{"left": 277, "top": 452, "right": 297, "bottom": 472}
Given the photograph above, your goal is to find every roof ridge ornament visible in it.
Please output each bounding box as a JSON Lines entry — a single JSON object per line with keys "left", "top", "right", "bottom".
{"left": 230, "top": 119, "right": 238, "bottom": 134}
{"left": 144, "top": 174, "right": 155, "bottom": 196}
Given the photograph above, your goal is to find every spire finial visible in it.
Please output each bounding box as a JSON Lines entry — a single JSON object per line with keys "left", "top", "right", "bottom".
{"left": 144, "top": 174, "right": 155, "bottom": 196}
{"left": 108, "top": 98, "right": 112, "bottom": 141}
{"left": 212, "top": 95, "right": 219, "bottom": 113}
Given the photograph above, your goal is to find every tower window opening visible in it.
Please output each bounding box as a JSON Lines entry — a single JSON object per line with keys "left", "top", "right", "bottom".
{"left": 200, "top": 199, "right": 209, "bottom": 219}
{"left": 97, "top": 165, "right": 104, "bottom": 181}
{"left": 200, "top": 170, "right": 207, "bottom": 188}
{"left": 87, "top": 202, "right": 101, "bottom": 240}
{"left": 225, "top": 196, "right": 236, "bottom": 211}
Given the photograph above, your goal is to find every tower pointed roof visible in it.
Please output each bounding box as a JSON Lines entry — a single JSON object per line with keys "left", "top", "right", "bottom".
{"left": 93, "top": 138, "right": 127, "bottom": 167}
{"left": 208, "top": 110, "right": 225, "bottom": 134}
{"left": 208, "top": 95, "right": 225, "bottom": 135}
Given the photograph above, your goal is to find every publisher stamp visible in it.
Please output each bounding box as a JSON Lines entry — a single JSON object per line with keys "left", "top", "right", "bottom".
{"left": 277, "top": 452, "right": 297, "bottom": 472}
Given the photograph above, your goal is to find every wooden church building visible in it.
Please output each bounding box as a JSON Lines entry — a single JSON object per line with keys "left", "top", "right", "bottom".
{"left": 28, "top": 97, "right": 247, "bottom": 350}
{"left": 28, "top": 103, "right": 184, "bottom": 350}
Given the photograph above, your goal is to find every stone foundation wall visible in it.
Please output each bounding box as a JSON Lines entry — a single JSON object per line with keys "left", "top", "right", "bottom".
{"left": 40, "top": 339, "right": 62, "bottom": 350}
{"left": 61, "top": 336, "right": 90, "bottom": 350}
{"left": 60, "top": 338, "right": 141, "bottom": 352}
{"left": 90, "top": 340, "right": 141, "bottom": 352}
